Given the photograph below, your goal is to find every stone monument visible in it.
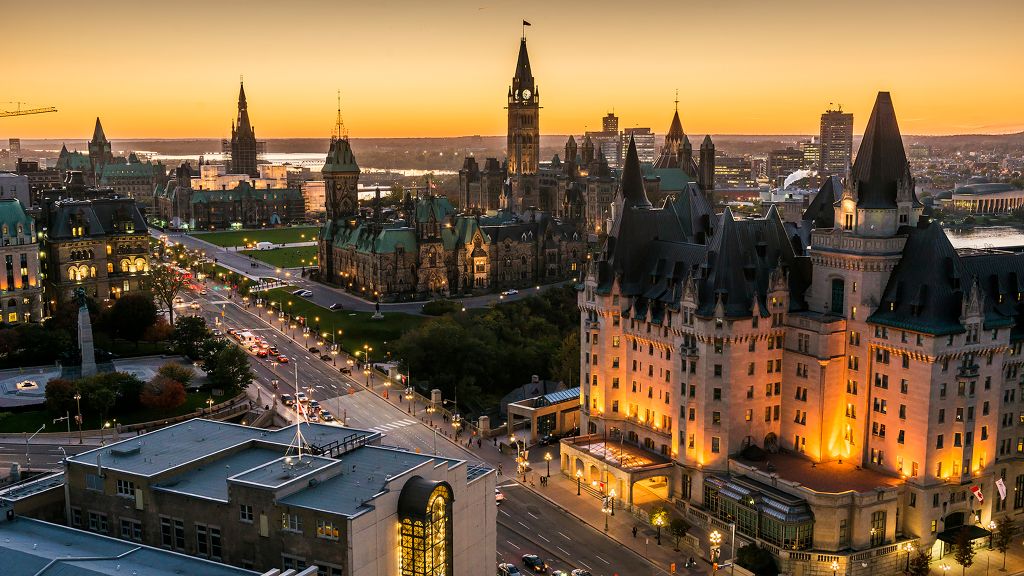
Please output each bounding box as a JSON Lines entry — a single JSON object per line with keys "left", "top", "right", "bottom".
{"left": 76, "top": 288, "right": 97, "bottom": 377}
{"left": 372, "top": 299, "right": 383, "bottom": 320}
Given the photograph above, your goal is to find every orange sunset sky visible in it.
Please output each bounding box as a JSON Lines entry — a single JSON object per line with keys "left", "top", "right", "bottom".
{"left": 4, "top": 0, "right": 1022, "bottom": 139}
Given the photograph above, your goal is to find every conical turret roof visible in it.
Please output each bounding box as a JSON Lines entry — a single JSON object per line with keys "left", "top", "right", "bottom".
{"left": 92, "top": 118, "right": 107, "bottom": 142}
{"left": 851, "top": 92, "right": 912, "bottom": 209}
{"left": 620, "top": 135, "right": 651, "bottom": 209}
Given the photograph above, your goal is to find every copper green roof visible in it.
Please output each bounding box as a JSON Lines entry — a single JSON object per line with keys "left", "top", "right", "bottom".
{"left": 0, "top": 199, "right": 35, "bottom": 237}
{"left": 323, "top": 138, "right": 359, "bottom": 173}
{"left": 415, "top": 196, "right": 455, "bottom": 223}
{"left": 190, "top": 182, "right": 302, "bottom": 204}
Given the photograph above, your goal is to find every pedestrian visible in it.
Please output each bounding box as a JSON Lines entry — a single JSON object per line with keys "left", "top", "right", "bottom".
{"left": 632, "top": 526, "right": 637, "bottom": 538}
{"left": 477, "top": 438, "right": 482, "bottom": 448}
{"left": 498, "top": 464, "right": 503, "bottom": 476}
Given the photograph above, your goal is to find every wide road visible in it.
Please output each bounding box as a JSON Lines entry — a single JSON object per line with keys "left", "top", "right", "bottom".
{"left": 157, "top": 229, "right": 568, "bottom": 315}
{"left": 0, "top": 442, "right": 93, "bottom": 469}
{"left": 185, "top": 284, "right": 658, "bottom": 576}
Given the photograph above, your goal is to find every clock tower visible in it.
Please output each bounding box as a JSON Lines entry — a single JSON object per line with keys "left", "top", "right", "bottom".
{"left": 323, "top": 137, "right": 360, "bottom": 222}
{"left": 507, "top": 36, "right": 539, "bottom": 177}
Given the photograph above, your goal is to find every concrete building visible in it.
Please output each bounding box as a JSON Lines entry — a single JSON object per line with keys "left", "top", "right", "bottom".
{"left": 302, "top": 180, "right": 326, "bottom": 219}
{"left": 41, "top": 196, "right": 149, "bottom": 304}
{"left": 621, "top": 128, "right": 656, "bottom": 166}
{"left": 0, "top": 172, "right": 30, "bottom": 205}
{"left": 507, "top": 386, "right": 581, "bottom": 443}
{"left": 945, "top": 182, "right": 1024, "bottom": 214}
{"left": 63, "top": 419, "right": 496, "bottom": 576}
{"left": 767, "top": 147, "right": 806, "bottom": 185}
{"left": 563, "top": 92, "right": 1024, "bottom": 574}
{"left": 820, "top": 106, "right": 854, "bottom": 177}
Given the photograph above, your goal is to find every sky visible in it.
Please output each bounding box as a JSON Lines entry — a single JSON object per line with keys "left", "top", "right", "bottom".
{"left": 3, "top": 0, "right": 1022, "bottom": 139}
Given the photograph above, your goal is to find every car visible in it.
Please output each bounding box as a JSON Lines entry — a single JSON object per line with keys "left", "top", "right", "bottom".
{"left": 538, "top": 434, "right": 559, "bottom": 446}
{"left": 308, "top": 347, "right": 320, "bottom": 354}
{"left": 307, "top": 412, "right": 319, "bottom": 423}
{"left": 308, "top": 400, "right": 321, "bottom": 412}
{"left": 522, "top": 554, "right": 546, "bottom": 572}
{"left": 268, "top": 346, "right": 279, "bottom": 354}
{"left": 497, "top": 564, "right": 521, "bottom": 576}
{"left": 256, "top": 348, "right": 268, "bottom": 358}
{"left": 200, "top": 290, "right": 208, "bottom": 296}
{"left": 570, "top": 571, "right": 592, "bottom": 576}
{"left": 280, "top": 394, "right": 295, "bottom": 407}
{"left": 320, "top": 354, "right": 332, "bottom": 362}
{"left": 291, "top": 289, "right": 305, "bottom": 295}
{"left": 211, "top": 329, "right": 222, "bottom": 337}
{"left": 189, "top": 302, "right": 201, "bottom": 310}
{"left": 299, "top": 290, "right": 313, "bottom": 298}
{"left": 501, "top": 289, "right": 519, "bottom": 296}
{"left": 174, "top": 296, "right": 185, "bottom": 303}
{"left": 551, "top": 572, "right": 568, "bottom": 576}
{"left": 295, "top": 392, "right": 308, "bottom": 403}
{"left": 277, "top": 355, "right": 289, "bottom": 363}
{"left": 320, "top": 410, "right": 334, "bottom": 422}
{"left": 339, "top": 366, "right": 351, "bottom": 375}
{"left": 328, "top": 302, "right": 344, "bottom": 310}
{"left": 495, "top": 489, "right": 505, "bottom": 504}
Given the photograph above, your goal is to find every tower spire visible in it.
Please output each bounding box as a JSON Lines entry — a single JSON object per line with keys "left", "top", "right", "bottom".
{"left": 333, "top": 90, "right": 348, "bottom": 141}
{"left": 674, "top": 89, "right": 679, "bottom": 112}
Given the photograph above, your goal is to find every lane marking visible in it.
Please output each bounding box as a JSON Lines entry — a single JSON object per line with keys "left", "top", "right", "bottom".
{"left": 578, "top": 561, "right": 592, "bottom": 570}
{"left": 499, "top": 510, "right": 511, "bottom": 517}
{"left": 558, "top": 531, "right": 571, "bottom": 540}
{"left": 528, "top": 511, "right": 540, "bottom": 519}
{"left": 596, "top": 555, "right": 609, "bottom": 564}
{"left": 538, "top": 534, "right": 550, "bottom": 543}
{"left": 556, "top": 546, "right": 571, "bottom": 557}
{"left": 505, "top": 540, "right": 520, "bottom": 549}
{"left": 517, "top": 521, "right": 529, "bottom": 530}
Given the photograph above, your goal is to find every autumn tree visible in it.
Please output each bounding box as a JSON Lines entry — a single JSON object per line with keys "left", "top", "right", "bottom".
{"left": 148, "top": 263, "right": 188, "bottom": 326}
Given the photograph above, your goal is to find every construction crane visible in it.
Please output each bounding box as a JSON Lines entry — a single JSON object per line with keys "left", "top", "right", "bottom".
{"left": 0, "top": 101, "right": 57, "bottom": 118}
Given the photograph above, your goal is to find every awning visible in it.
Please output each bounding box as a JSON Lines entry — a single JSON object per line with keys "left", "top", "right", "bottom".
{"left": 937, "top": 524, "right": 991, "bottom": 544}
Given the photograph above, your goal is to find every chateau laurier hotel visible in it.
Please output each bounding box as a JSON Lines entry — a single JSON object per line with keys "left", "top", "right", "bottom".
{"left": 566, "top": 92, "right": 1024, "bottom": 573}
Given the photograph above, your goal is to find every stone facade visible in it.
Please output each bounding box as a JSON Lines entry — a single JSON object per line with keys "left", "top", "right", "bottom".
{"left": 563, "top": 93, "right": 1024, "bottom": 572}
{"left": 0, "top": 198, "right": 43, "bottom": 322}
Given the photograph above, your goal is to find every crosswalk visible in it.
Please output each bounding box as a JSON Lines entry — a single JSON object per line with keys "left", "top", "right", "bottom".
{"left": 366, "top": 418, "right": 418, "bottom": 434}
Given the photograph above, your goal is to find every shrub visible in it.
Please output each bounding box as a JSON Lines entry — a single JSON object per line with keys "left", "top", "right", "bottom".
{"left": 140, "top": 375, "right": 186, "bottom": 410}
{"left": 158, "top": 363, "right": 195, "bottom": 388}
{"left": 421, "top": 299, "right": 462, "bottom": 316}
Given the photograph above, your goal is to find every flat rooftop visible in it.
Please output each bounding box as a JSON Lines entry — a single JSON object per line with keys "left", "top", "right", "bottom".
{"left": 232, "top": 454, "right": 338, "bottom": 490}
{"left": 735, "top": 451, "right": 903, "bottom": 493}
{"left": 564, "top": 436, "right": 671, "bottom": 470}
{"left": 1, "top": 516, "right": 257, "bottom": 576}
{"left": 68, "top": 418, "right": 380, "bottom": 477}
{"left": 281, "top": 446, "right": 463, "bottom": 518}
{"left": 153, "top": 446, "right": 285, "bottom": 502}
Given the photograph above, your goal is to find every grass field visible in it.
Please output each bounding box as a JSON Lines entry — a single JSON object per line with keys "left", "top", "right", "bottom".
{"left": 263, "top": 288, "right": 424, "bottom": 356}
{"left": 0, "top": 392, "right": 211, "bottom": 433}
{"left": 241, "top": 246, "right": 319, "bottom": 269}
{"left": 192, "top": 226, "right": 318, "bottom": 248}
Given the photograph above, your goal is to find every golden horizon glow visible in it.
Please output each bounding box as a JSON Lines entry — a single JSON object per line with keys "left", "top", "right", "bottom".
{"left": 4, "top": 0, "right": 1023, "bottom": 140}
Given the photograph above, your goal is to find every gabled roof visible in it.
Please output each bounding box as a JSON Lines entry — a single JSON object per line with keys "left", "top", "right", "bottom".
{"left": 851, "top": 92, "right": 914, "bottom": 209}
{"left": 802, "top": 175, "right": 840, "bottom": 229}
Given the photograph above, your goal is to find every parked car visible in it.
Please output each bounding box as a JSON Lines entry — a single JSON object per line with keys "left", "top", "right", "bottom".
{"left": 308, "top": 347, "right": 320, "bottom": 354}
{"left": 299, "top": 290, "right": 313, "bottom": 298}
{"left": 328, "top": 302, "right": 344, "bottom": 310}
{"left": 280, "top": 394, "right": 295, "bottom": 407}
{"left": 320, "top": 354, "right": 332, "bottom": 362}
{"left": 497, "top": 564, "right": 521, "bottom": 576}
{"left": 522, "top": 555, "right": 546, "bottom": 573}
{"left": 339, "top": 366, "right": 351, "bottom": 375}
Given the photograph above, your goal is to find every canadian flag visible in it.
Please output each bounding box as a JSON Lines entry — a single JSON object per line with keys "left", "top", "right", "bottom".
{"left": 971, "top": 485, "right": 984, "bottom": 503}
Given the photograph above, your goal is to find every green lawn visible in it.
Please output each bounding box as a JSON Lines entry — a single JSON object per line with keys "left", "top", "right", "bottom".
{"left": 263, "top": 287, "right": 424, "bottom": 357}
{"left": 192, "top": 226, "right": 319, "bottom": 248}
{"left": 241, "top": 246, "right": 319, "bottom": 269}
{"left": 0, "top": 392, "right": 212, "bottom": 433}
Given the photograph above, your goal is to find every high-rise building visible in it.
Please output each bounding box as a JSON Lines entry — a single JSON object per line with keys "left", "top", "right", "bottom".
{"left": 621, "top": 128, "right": 656, "bottom": 165}
{"left": 507, "top": 37, "right": 539, "bottom": 177}
{"left": 229, "top": 82, "right": 259, "bottom": 178}
{"left": 799, "top": 137, "right": 820, "bottom": 170}
{"left": 820, "top": 106, "right": 854, "bottom": 176}
{"left": 767, "top": 146, "right": 805, "bottom": 184}
{"left": 602, "top": 112, "right": 618, "bottom": 133}
{"left": 8, "top": 138, "right": 20, "bottom": 154}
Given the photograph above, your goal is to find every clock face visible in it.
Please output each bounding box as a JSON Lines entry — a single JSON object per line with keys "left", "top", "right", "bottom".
{"left": 521, "top": 89, "right": 532, "bottom": 100}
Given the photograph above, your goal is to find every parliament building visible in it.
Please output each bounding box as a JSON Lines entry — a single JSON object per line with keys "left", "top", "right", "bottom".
{"left": 565, "top": 92, "right": 1024, "bottom": 573}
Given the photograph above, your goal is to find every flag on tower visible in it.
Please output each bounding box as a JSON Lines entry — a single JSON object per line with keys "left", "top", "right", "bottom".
{"left": 523, "top": 20, "right": 531, "bottom": 26}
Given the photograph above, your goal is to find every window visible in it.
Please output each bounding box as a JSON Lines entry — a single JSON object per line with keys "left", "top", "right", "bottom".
{"left": 712, "top": 412, "right": 721, "bottom": 425}
{"left": 174, "top": 519, "right": 185, "bottom": 550}
{"left": 711, "top": 436, "right": 721, "bottom": 453}
{"left": 71, "top": 507, "right": 82, "bottom": 527}
{"left": 120, "top": 518, "right": 142, "bottom": 542}
{"left": 160, "top": 517, "right": 172, "bottom": 548}
{"left": 317, "top": 565, "right": 345, "bottom": 576}
{"left": 116, "top": 479, "right": 135, "bottom": 497}
{"left": 870, "top": 511, "right": 886, "bottom": 547}
{"left": 284, "top": 513, "right": 303, "bottom": 533}
{"left": 713, "top": 388, "right": 722, "bottom": 401}
{"left": 240, "top": 504, "right": 253, "bottom": 523}
{"left": 399, "top": 483, "right": 452, "bottom": 576}
{"left": 86, "top": 473, "right": 103, "bottom": 492}
{"left": 317, "top": 519, "right": 340, "bottom": 540}
{"left": 714, "top": 364, "right": 722, "bottom": 377}
{"left": 87, "top": 511, "right": 109, "bottom": 534}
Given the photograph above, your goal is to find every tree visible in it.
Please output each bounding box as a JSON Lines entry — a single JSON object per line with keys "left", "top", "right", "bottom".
{"left": 44, "top": 378, "right": 78, "bottom": 415}
{"left": 158, "top": 362, "right": 195, "bottom": 388}
{"left": 205, "top": 343, "right": 254, "bottom": 394}
{"left": 172, "top": 316, "right": 213, "bottom": 360}
{"left": 995, "top": 517, "right": 1015, "bottom": 570}
{"left": 550, "top": 331, "right": 580, "bottom": 385}
{"left": 669, "top": 517, "right": 689, "bottom": 551}
{"left": 105, "top": 293, "right": 157, "bottom": 342}
{"left": 952, "top": 526, "right": 975, "bottom": 575}
{"left": 140, "top": 375, "right": 186, "bottom": 410}
{"left": 147, "top": 263, "right": 188, "bottom": 326}
{"left": 907, "top": 548, "right": 931, "bottom": 576}
{"left": 736, "top": 543, "right": 778, "bottom": 576}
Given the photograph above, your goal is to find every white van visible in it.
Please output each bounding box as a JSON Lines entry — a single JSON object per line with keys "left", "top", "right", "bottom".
{"left": 256, "top": 241, "right": 274, "bottom": 250}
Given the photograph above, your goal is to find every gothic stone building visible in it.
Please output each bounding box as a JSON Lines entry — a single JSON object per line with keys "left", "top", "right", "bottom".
{"left": 42, "top": 197, "right": 150, "bottom": 304}
{"left": 563, "top": 93, "right": 1024, "bottom": 573}
{"left": 319, "top": 137, "right": 585, "bottom": 300}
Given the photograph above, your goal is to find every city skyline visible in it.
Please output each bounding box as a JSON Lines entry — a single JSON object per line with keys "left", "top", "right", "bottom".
{"left": 4, "top": 0, "right": 1023, "bottom": 139}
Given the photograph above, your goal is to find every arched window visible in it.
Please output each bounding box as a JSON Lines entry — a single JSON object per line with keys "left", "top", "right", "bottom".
{"left": 78, "top": 265, "right": 88, "bottom": 280}
{"left": 135, "top": 257, "right": 147, "bottom": 272}
{"left": 68, "top": 266, "right": 78, "bottom": 281}
{"left": 90, "top": 266, "right": 96, "bottom": 278}
{"left": 120, "top": 259, "right": 130, "bottom": 273}
{"left": 398, "top": 479, "right": 453, "bottom": 576}
{"left": 107, "top": 262, "right": 114, "bottom": 274}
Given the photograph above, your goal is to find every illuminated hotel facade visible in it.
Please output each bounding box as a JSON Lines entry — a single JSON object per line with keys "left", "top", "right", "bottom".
{"left": 564, "top": 92, "right": 1024, "bottom": 573}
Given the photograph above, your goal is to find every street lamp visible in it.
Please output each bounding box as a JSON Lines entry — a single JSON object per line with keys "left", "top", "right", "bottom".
{"left": 904, "top": 542, "right": 915, "bottom": 571}
{"left": 710, "top": 529, "right": 722, "bottom": 573}
{"left": 989, "top": 520, "right": 997, "bottom": 549}
{"left": 831, "top": 559, "right": 839, "bottom": 576}
{"left": 576, "top": 470, "right": 582, "bottom": 495}
{"left": 73, "top": 392, "right": 83, "bottom": 444}
{"left": 544, "top": 452, "right": 552, "bottom": 478}
{"left": 654, "top": 512, "right": 666, "bottom": 546}
{"left": 510, "top": 434, "right": 526, "bottom": 482}
{"left": 601, "top": 495, "right": 611, "bottom": 532}
{"left": 609, "top": 487, "right": 616, "bottom": 516}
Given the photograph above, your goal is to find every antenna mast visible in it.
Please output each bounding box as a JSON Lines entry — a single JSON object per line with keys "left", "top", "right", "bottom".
{"left": 333, "top": 90, "right": 348, "bottom": 141}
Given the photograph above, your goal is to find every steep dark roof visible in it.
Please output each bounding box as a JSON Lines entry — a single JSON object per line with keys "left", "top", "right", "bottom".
{"left": 620, "top": 135, "right": 651, "bottom": 209}
{"left": 513, "top": 38, "right": 533, "bottom": 89}
{"left": 323, "top": 138, "right": 358, "bottom": 173}
{"left": 92, "top": 118, "right": 107, "bottom": 142}
{"left": 802, "top": 175, "right": 840, "bottom": 229}
{"left": 48, "top": 197, "right": 148, "bottom": 240}
{"left": 851, "top": 92, "right": 913, "bottom": 209}
{"left": 666, "top": 110, "right": 684, "bottom": 144}
{"left": 236, "top": 82, "right": 253, "bottom": 136}
{"left": 869, "top": 222, "right": 967, "bottom": 334}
